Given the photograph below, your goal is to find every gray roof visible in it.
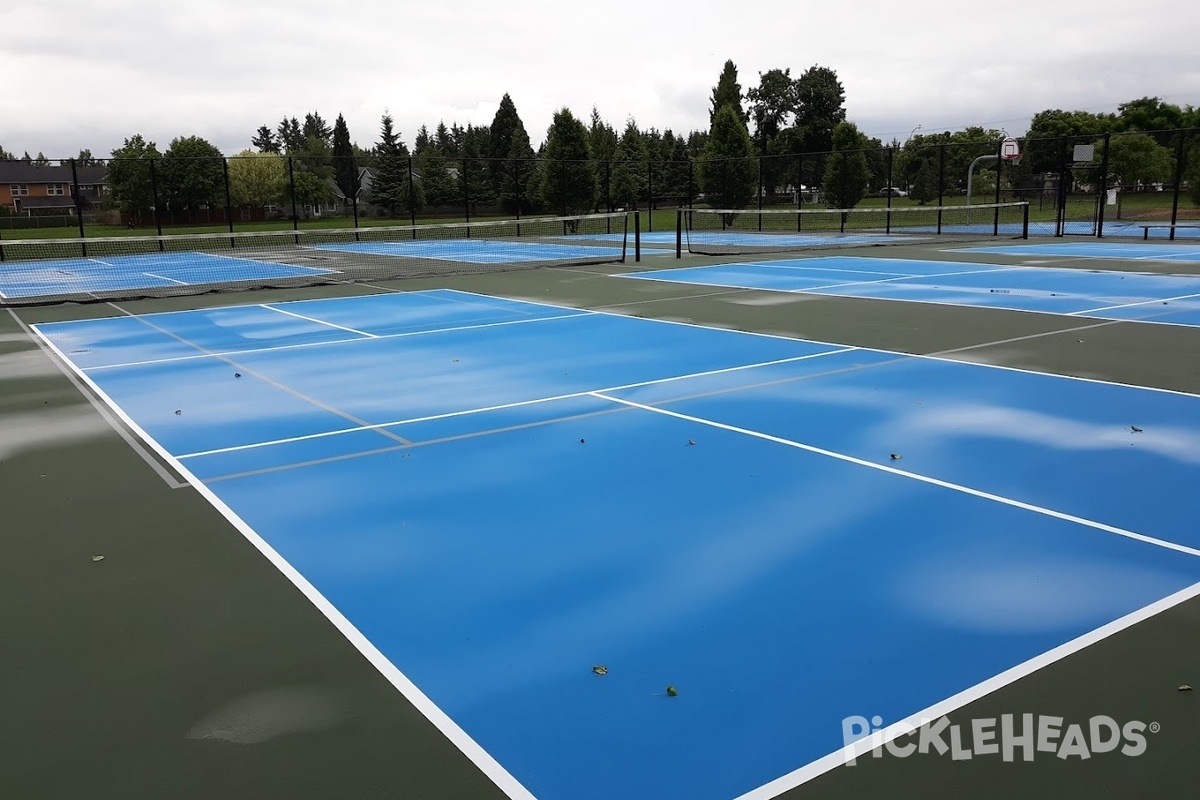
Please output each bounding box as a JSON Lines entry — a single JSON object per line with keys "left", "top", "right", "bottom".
{"left": 0, "top": 162, "right": 107, "bottom": 184}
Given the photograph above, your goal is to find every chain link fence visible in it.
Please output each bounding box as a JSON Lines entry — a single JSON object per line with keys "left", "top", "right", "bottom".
{"left": 3, "top": 128, "right": 1197, "bottom": 241}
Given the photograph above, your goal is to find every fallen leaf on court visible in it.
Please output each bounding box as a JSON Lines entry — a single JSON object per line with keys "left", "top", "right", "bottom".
{"left": 175, "top": 409, "right": 182, "bottom": 415}
{"left": 1180, "top": 684, "right": 1193, "bottom": 691}
{"left": 592, "top": 665, "right": 608, "bottom": 675}
{"left": 91, "top": 555, "right": 105, "bottom": 562}
{"left": 665, "top": 685, "right": 678, "bottom": 697}
{"left": 1131, "top": 425, "right": 1143, "bottom": 433}
{"left": 890, "top": 453, "right": 902, "bottom": 460}
{"left": 687, "top": 439, "right": 696, "bottom": 446}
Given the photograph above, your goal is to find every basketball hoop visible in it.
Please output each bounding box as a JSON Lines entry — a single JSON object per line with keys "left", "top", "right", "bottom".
{"left": 1001, "top": 136, "right": 1021, "bottom": 166}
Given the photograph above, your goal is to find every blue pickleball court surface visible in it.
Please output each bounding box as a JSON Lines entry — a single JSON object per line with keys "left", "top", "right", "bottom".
{"left": 959, "top": 241, "right": 1200, "bottom": 261}
{"left": 0, "top": 251, "right": 335, "bottom": 300}
{"left": 624, "top": 256, "right": 1200, "bottom": 328}
{"left": 34, "top": 290, "right": 1200, "bottom": 800}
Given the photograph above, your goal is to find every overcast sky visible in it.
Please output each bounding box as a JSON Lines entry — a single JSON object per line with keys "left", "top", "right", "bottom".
{"left": 3, "top": 0, "right": 1196, "bottom": 160}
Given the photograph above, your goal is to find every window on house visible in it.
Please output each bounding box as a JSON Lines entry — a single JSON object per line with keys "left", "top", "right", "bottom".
{"left": 47, "top": 183, "right": 65, "bottom": 196}
{"left": 10, "top": 184, "right": 29, "bottom": 196}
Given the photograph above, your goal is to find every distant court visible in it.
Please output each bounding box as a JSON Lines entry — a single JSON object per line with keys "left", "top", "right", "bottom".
{"left": 624, "top": 255, "right": 1200, "bottom": 328}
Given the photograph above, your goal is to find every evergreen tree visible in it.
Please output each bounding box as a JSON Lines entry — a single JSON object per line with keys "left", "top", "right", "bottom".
{"left": 252, "top": 125, "right": 281, "bottom": 154}
{"left": 303, "top": 112, "right": 332, "bottom": 145}
{"left": 331, "top": 113, "right": 359, "bottom": 200}
{"left": 0, "top": 144, "right": 12, "bottom": 160}
{"left": 460, "top": 124, "right": 495, "bottom": 211}
{"left": 414, "top": 125, "right": 433, "bottom": 154}
{"left": 699, "top": 105, "right": 756, "bottom": 221}
{"left": 435, "top": 122, "right": 454, "bottom": 154}
{"left": 276, "top": 117, "right": 305, "bottom": 153}
{"left": 368, "top": 113, "right": 413, "bottom": 216}
{"left": 610, "top": 118, "right": 647, "bottom": 210}
{"left": 541, "top": 108, "right": 595, "bottom": 225}
{"left": 588, "top": 108, "right": 619, "bottom": 210}
{"left": 500, "top": 124, "right": 536, "bottom": 213}
{"left": 710, "top": 59, "right": 747, "bottom": 126}
{"left": 822, "top": 121, "right": 870, "bottom": 210}
{"left": 488, "top": 93, "right": 529, "bottom": 204}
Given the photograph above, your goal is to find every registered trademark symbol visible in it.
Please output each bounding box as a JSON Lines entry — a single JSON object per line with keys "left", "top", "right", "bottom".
{"left": 1149, "top": 722, "right": 1161, "bottom": 734}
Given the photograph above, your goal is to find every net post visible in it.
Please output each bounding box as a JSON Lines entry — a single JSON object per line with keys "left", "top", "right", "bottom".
{"left": 634, "top": 210, "right": 641, "bottom": 263}
{"left": 1022, "top": 202, "right": 1029, "bottom": 239}
{"left": 675, "top": 208, "right": 682, "bottom": 259}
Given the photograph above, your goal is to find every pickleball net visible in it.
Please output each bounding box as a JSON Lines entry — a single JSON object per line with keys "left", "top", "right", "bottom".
{"left": 675, "top": 202, "right": 1030, "bottom": 256}
{"left": 0, "top": 211, "right": 636, "bottom": 306}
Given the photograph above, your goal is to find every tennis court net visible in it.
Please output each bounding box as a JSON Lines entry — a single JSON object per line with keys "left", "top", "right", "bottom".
{"left": 0, "top": 211, "right": 636, "bottom": 307}
{"left": 676, "top": 202, "right": 1029, "bottom": 256}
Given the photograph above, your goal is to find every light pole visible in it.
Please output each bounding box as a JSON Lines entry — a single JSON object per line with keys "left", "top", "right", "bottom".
{"left": 906, "top": 124, "right": 922, "bottom": 147}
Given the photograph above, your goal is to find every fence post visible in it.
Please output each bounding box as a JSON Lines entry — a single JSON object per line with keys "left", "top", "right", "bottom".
{"left": 350, "top": 156, "right": 361, "bottom": 239}
{"left": 287, "top": 157, "right": 299, "bottom": 242}
{"left": 69, "top": 159, "right": 87, "bottom": 255}
{"left": 1169, "top": 131, "right": 1188, "bottom": 237}
{"left": 222, "top": 157, "right": 235, "bottom": 245}
{"left": 69, "top": 155, "right": 87, "bottom": 244}
{"left": 993, "top": 138, "right": 1003, "bottom": 236}
{"left": 462, "top": 157, "right": 471, "bottom": 231}
{"left": 937, "top": 144, "right": 945, "bottom": 234}
{"left": 514, "top": 159, "right": 523, "bottom": 236}
{"left": 149, "top": 157, "right": 164, "bottom": 249}
{"left": 757, "top": 155, "right": 764, "bottom": 231}
{"left": 408, "top": 155, "right": 417, "bottom": 228}
{"left": 885, "top": 147, "right": 894, "bottom": 234}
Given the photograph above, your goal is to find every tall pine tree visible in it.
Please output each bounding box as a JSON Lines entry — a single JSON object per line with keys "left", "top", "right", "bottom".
{"left": 331, "top": 114, "right": 358, "bottom": 200}
{"left": 369, "top": 113, "right": 413, "bottom": 217}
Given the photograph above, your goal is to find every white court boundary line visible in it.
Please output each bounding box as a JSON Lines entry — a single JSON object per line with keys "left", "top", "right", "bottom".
{"left": 29, "top": 324, "right": 538, "bottom": 800}
{"left": 1073, "top": 290, "right": 1200, "bottom": 315}
{"left": 732, "top": 579, "right": 1200, "bottom": 800}
{"left": 142, "top": 272, "right": 189, "bottom": 286}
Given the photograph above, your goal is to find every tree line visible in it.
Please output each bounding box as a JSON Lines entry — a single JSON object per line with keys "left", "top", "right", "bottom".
{"left": 4, "top": 61, "right": 1199, "bottom": 218}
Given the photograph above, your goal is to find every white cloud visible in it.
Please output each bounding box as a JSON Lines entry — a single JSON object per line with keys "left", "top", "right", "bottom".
{"left": 2, "top": 0, "right": 1196, "bottom": 158}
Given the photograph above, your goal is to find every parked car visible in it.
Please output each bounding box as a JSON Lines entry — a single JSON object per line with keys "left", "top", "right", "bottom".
{"left": 878, "top": 187, "right": 908, "bottom": 197}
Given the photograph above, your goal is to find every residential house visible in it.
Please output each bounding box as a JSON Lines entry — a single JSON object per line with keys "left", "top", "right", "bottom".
{"left": 1, "top": 161, "right": 108, "bottom": 215}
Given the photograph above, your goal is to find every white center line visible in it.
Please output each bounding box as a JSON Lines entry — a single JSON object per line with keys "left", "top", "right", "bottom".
{"left": 592, "top": 391, "right": 1200, "bottom": 559}
{"left": 259, "top": 304, "right": 378, "bottom": 337}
